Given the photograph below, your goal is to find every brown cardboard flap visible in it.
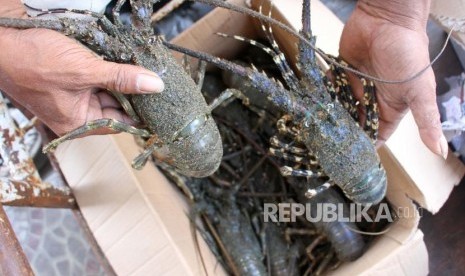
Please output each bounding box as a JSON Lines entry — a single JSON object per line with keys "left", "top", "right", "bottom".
{"left": 385, "top": 112, "right": 465, "bottom": 213}
{"left": 431, "top": 0, "right": 465, "bottom": 20}
{"left": 430, "top": 0, "right": 465, "bottom": 47}
{"left": 171, "top": 0, "right": 257, "bottom": 63}
{"left": 56, "top": 134, "right": 224, "bottom": 275}
{"left": 250, "top": 0, "right": 341, "bottom": 73}
{"left": 259, "top": 0, "right": 342, "bottom": 56}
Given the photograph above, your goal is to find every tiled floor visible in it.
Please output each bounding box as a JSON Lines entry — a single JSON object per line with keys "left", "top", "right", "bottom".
{"left": 4, "top": 207, "right": 105, "bottom": 276}
{"left": 4, "top": 169, "right": 106, "bottom": 275}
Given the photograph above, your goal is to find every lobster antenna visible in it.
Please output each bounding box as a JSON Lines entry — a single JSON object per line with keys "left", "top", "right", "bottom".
{"left": 189, "top": 217, "right": 209, "bottom": 276}
{"left": 301, "top": 0, "right": 311, "bottom": 38}
{"left": 192, "top": 0, "right": 454, "bottom": 85}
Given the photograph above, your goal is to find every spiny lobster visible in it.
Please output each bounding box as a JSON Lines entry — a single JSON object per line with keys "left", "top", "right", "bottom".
{"left": 164, "top": 0, "right": 387, "bottom": 205}
{"left": 0, "top": 0, "right": 250, "bottom": 178}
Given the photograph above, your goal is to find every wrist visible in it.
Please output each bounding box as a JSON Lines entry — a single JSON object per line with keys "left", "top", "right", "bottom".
{"left": 358, "top": 0, "right": 430, "bottom": 30}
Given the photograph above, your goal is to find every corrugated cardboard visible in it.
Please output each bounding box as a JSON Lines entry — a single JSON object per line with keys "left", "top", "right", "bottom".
{"left": 56, "top": 134, "right": 222, "bottom": 275}
{"left": 430, "top": 0, "right": 465, "bottom": 71}
{"left": 55, "top": 0, "right": 464, "bottom": 275}
{"left": 384, "top": 112, "right": 465, "bottom": 213}
{"left": 430, "top": 0, "right": 465, "bottom": 48}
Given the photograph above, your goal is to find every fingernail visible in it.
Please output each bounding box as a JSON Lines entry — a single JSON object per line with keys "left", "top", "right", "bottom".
{"left": 136, "top": 73, "right": 164, "bottom": 93}
{"left": 439, "top": 134, "right": 449, "bottom": 160}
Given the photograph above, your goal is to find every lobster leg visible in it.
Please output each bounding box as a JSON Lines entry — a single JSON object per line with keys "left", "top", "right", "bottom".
{"left": 361, "top": 78, "right": 379, "bottom": 141}
{"left": 151, "top": 0, "right": 187, "bottom": 23}
{"left": 132, "top": 135, "right": 163, "bottom": 169}
{"left": 181, "top": 55, "right": 192, "bottom": 75}
{"left": 271, "top": 115, "right": 339, "bottom": 199}
{"left": 304, "top": 181, "right": 333, "bottom": 198}
{"left": 276, "top": 115, "right": 299, "bottom": 136}
{"left": 196, "top": 60, "right": 207, "bottom": 89}
{"left": 112, "top": 0, "right": 128, "bottom": 27}
{"left": 279, "top": 166, "right": 323, "bottom": 178}
{"left": 208, "top": 89, "right": 248, "bottom": 112}
{"left": 329, "top": 57, "right": 359, "bottom": 121}
{"left": 156, "top": 162, "right": 195, "bottom": 200}
{"left": 269, "top": 136, "right": 306, "bottom": 155}
{"left": 328, "top": 57, "right": 380, "bottom": 141}
{"left": 109, "top": 91, "right": 142, "bottom": 123}
{"left": 269, "top": 148, "right": 316, "bottom": 165}
{"left": 163, "top": 40, "right": 296, "bottom": 115}
{"left": 256, "top": 1, "right": 300, "bottom": 91}
{"left": 207, "top": 86, "right": 270, "bottom": 120}
{"left": 43, "top": 119, "right": 151, "bottom": 153}
{"left": 215, "top": 31, "right": 299, "bottom": 91}
{"left": 130, "top": 0, "right": 157, "bottom": 33}
{"left": 181, "top": 57, "right": 206, "bottom": 88}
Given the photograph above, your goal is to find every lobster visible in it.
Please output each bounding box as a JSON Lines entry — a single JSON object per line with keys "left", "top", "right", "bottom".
{"left": 163, "top": 0, "right": 387, "bottom": 205}
{"left": 222, "top": 50, "right": 366, "bottom": 263}
{"left": 0, "top": 0, "right": 249, "bottom": 178}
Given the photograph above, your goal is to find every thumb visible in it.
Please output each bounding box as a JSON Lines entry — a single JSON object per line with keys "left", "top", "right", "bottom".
{"left": 93, "top": 60, "right": 165, "bottom": 94}
{"left": 406, "top": 75, "right": 448, "bottom": 159}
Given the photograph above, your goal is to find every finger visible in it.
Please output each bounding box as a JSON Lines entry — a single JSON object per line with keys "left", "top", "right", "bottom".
{"left": 375, "top": 116, "right": 403, "bottom": 148}
{"left": 92, "top": 60, "right": 165, "bottom": 94}
{"left": 405, "top": 73, "right": 448, "bottom": 159}
{"left": 96, "top": 91, "right": 123, "bottom": 109}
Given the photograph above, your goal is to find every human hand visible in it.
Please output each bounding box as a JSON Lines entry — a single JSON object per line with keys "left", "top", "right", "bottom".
{"left": 0, "top": 2, "right": 164, "bottom": 136}
{"left": 339, "top": 0, "right": 448, "bottom": 159}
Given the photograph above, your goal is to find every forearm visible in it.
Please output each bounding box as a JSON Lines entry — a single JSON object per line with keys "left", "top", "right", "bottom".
{"left": 358, "top": 0, "right": 431, "bottom": 30}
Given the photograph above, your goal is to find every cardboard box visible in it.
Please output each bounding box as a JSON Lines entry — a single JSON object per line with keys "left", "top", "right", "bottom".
{"left": 430, "top": 0, "right": 465, "bottom": 69}
{"left": 55, "top": 0, "right": 465, "bottom": 275}
{"left": 430, "top": 0, "right": 465, "bottom": 48}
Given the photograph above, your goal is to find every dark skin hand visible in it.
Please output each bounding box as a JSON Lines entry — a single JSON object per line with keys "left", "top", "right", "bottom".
{"left": 340, "top": 0, "right": 448, "bottom": 159}
{"left": 0, "top": 1, "right": 164, "bottom": 136}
